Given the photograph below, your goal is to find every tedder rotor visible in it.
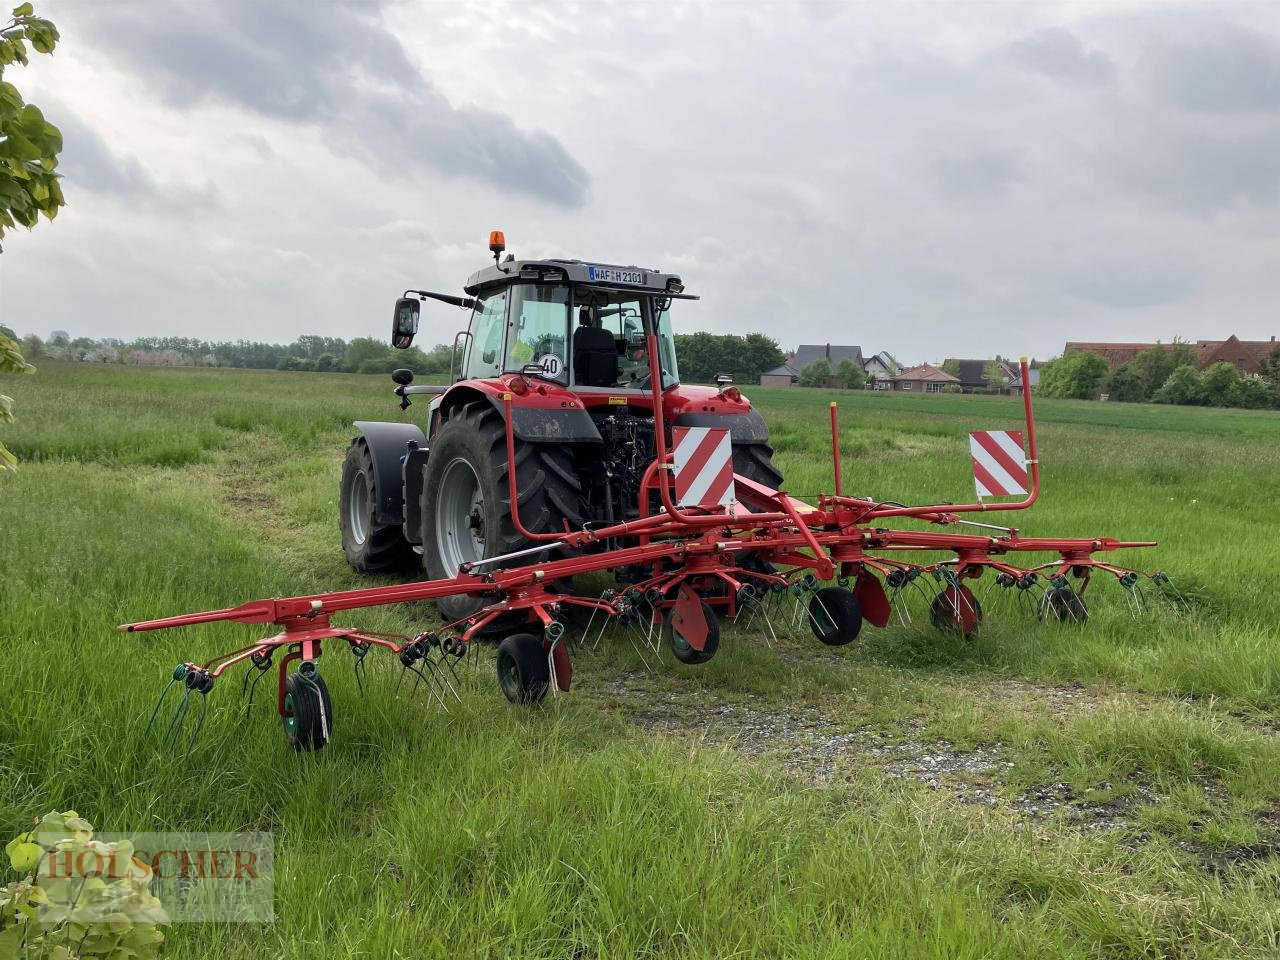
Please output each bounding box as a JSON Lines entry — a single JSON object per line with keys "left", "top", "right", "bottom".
{"left": 122, "top": 235, "right": 1185, "bottom": 753}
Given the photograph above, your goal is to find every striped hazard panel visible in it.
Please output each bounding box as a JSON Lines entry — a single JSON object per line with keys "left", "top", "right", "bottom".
{"left": 969, "top": 430, "right": 1028, "bottom": 497}
{"left": 671, "top": 426, "right": 734, "bottom": 509}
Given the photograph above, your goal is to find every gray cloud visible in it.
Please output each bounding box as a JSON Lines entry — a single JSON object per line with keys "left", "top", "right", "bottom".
{"left": 1066, "top": 263, "right": 1196, "bottom": 310}
{"left": 50, "top": 108, "right": 153, "bottom": 198}
{"left": 999, "top": 28, "right": 1115, "bottom": 86}
{"left": 1142, "top": 23, "right": 1280, "bottom": 114}
{"left": 924, "top": 146, "right": 1023, "bottom": 201}
{"left": 83, "top": 0, "right": 590, "bottom": 207}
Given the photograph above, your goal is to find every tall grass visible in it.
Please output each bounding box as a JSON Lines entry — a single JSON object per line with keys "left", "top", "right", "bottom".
{"left": 2, "top": 364, "right": 1280, "bottom": 957}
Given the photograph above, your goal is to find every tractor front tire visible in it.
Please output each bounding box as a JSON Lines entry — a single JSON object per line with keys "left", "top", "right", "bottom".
{"left": 732, "top": 442, "right": 784, "bottom": 492}
{"left": 421, "top": 403, "right": 582, "bottom": 622}
{"left": 340, "top": 438, "right": 413, "bottom": 573}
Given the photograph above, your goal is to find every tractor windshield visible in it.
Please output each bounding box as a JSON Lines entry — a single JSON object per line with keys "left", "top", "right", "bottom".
{"left": 506, "top": 284, "right": 570, "bottom": 382}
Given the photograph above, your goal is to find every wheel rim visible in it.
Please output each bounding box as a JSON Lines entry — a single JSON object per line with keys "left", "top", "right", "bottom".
{"left": 283, "top": 692, "right": 297, "bottom": 739}
{"left": 436, "top": 457, "right": 486, "bottom": 572}
{"left": 497, "top": 650, "right": 521, "bottom": 700}
{"left": 348, "top": 472, "right": 370, "bottom": 546}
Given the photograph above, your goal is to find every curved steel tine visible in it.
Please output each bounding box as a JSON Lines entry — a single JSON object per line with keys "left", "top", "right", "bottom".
{"left": 184, "top": 693, "right": 209, "bottom": 759}
{"left": 164, "top": 688, "right": 192, "bottom": 748}
{"left": 245, "top": 663, "right": 270, "bottom": 717}
{"left": 805, "top": 591, "right": 835, "bottom": 634}
{"left": 145, "top": 677, "right": 180, "bottom": 737}
{"left": 427, "top": 648, "right": 463, "bottom": 703}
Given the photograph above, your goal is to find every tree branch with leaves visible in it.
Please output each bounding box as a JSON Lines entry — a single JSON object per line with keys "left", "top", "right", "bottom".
{"left": 0, "top": 2, "right": 63, "bottom": 470}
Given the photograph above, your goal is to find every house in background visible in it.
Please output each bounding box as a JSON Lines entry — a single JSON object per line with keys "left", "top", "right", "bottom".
{"left": 1009, "top": 368, "right": 1040, "bottom": 397}
{"left": 891, "top": 363, "right": 960, "bottom": 394}
{"left": 940, "top": 358, "right": 991, "bottom": 391}
{"left": 862, "top": 351, "right": 899, "bottom": 389}
{"left": 760, "top": 351, "right": 799, "bottom": 387}
{"left": 1064, "top": 336, "right": 1277, "bottom": 374}
{"left": 760, "top": 343, "right": 864, "bottom": 386}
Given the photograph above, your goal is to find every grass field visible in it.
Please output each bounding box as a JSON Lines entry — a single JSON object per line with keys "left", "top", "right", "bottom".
{"left": 3, "top": 362, "right": 1280, "bottom": 958}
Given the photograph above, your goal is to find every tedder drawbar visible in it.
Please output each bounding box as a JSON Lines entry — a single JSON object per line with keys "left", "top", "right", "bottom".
{"left": 123, "top": 234, "right": 1183, "bottom": 753}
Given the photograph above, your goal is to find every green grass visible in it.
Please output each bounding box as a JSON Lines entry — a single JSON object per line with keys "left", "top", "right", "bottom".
{"left": 3, "top": 363, "right": 1280, "bottom": 957}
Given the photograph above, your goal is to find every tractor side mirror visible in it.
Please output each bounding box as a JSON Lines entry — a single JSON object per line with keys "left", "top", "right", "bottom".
{"left": 391, "top": 368, "right": 414, "bottom": 386}
{"left": 391, "top": 298, "right": 420, "bottom": 349}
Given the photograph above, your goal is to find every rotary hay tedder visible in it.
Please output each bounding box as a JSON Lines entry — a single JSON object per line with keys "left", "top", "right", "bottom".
{"left": 123, "top": 356, "right": 1185, "bottom": 755}
{"left": 121, "top": 249, "right": 1185, "bottom": 754}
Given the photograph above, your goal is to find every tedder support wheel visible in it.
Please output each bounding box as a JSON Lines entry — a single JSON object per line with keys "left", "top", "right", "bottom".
{"left": 421, "top": 402, "right": 582, "bottom": 622}
{"left": 496, "top": 633, "right": 550, "bottom": 704}
{"left": 1044, "top": 587, "right": 1089, "bottom": 624}
{"left": 666, "top": 600, "right": 721, "bottom": 665}
{"left": 808, "top": 587, "right": 863, "bottom": 646}
{"left": 930, "top": 587, "right": 983, "bottom": 638}
{"left": 340, "top": 439, "right": 413, "bottom": 572}
{"left": 283, "top": 671, "right": 332, "bottom": 752}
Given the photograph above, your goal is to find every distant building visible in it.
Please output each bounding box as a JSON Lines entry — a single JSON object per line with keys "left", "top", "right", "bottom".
{"left": 862, "top": 351, "right": 899, "bottom": 389}
{"left": 1009, "top": 368, "right": 1040, "bottom": 397}
{"left": 940, "top": 358, "right": 991, "bottom": 391}
{"left": 1064, "top": 336, "right": 1277, "bottom": 374}
{"left": 760, "top": 344, "right": 864, "bottom": 386}
{"left": 891, "top": 363, "right": 961, "bottom": 394}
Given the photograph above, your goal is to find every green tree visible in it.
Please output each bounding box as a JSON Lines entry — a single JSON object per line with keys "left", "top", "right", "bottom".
{"left": 1200, "top": 361, "right": 1238, "bottom": 407}
{"left": 1152, "top": 364, "right": 1205, "bottom": 405}
{"left": 1106, "top": 362, "right": 1147, "bottom": 402}
{"left": 1260, "top": 344, "right": 1280, "bottom": 385}
{"left": 0, "top": 330, "right": 33, "bottom": 468}
{"left": 0, "top": 3, "right": 64, "bottom": 249}
{"left": 982, "top": 357, "right": 1008, "bottom": 389}
{"left": 798, "top": 359, "right": 830, "bottom": 387}
{"left": 835, "top": 358, "right": 866, "bottom": 389}
{"left": 941, "top": 358, "right": 961, "bottom": 378}
{"left": 1038, "top": 350, "right": 1108, "bottom": 400}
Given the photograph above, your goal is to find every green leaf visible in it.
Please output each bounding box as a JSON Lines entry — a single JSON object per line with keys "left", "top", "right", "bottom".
{"left": 5, "top": 835, "right": 42, "bottom": 873}
{"left": 12, "top": 2, "right": 34, "bottom": 16}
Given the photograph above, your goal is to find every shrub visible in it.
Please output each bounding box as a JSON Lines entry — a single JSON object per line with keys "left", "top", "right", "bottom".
{"left": 1153, "top": 365, "right": 1205, "bottom": 406}
{"left": 3, "top": 810, "right": 168, "bottom": 958}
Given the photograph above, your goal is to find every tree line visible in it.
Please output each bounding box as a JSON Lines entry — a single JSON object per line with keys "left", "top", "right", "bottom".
{"left": 1038, "top": 342, "right": 1280, "bottom": 409}
{"left": 8, "top": 327, "right": 788, "bottom": 384}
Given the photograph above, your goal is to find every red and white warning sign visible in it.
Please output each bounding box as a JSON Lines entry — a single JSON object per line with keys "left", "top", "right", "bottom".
{"left": 672, "top": 426, "right": 734, "bottom": 508}
{"left": 969, "top": 430, "right": 1028, "bottom": 497}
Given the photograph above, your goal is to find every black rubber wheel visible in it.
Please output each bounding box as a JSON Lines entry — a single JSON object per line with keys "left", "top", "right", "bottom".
{"left": 496, "top": 633, "right": 550, "bottom": 704}
{"left": 282, "top": 672, "right": 332, "bottom": 752}
{"left": 340, "top": 438, "right": 414, "bottom": 572}
{"left": 1044, "top": 587, "right": 1089, "bottom": 624}
{"left": 808, "top": 587, "right": 863, "bottom": 646}
{"left": 732, "top": 442, "right": 784, "bottom": 492}
{"left": 421, "top": 402, "right": 583, "bottom": 621}
{"left": 665, "top": 601, "right": 720, "bottom": 665}
{"left": 930, "top": 590, "right": 983, "bottom": 638}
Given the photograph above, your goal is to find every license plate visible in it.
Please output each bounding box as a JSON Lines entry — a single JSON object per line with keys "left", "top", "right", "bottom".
{"left": 587, "top": 265, "right": 648, "bottom": 285}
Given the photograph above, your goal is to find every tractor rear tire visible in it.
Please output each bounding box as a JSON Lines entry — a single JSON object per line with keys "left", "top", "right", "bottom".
{"left": 422, "top": 402, "right": 583, "bottom": 622}
{"left": 732, "top": 442, "right": 784, "bottom": 492}
{"left": 340, "top": 438, "right": 414, "bottom": 573}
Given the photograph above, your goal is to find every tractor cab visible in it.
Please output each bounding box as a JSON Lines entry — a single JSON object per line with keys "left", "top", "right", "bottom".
{"left": 394, "top": 240, "right": 691, "bottom": 397}
{"left": 354, "top": 233, "right": 780, "bottom": 620}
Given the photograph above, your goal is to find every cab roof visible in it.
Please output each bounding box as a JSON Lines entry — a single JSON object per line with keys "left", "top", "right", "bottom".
{"left": 463, "top": 258, "right": 692, "bottom": 298}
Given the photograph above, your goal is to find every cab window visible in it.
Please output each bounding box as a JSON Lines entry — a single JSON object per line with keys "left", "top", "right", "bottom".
{"left": 464, "top": 289, "right": 506, "bottom": 379}
{"left": 506, "top": 284, "right": 569, "bottom": 382}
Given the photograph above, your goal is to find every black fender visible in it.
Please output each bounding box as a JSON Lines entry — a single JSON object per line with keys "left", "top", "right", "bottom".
{"left": 672, "top": 408, "right": 771, "bottom": 445}
{"left": 436, "top": 384, "right": 602, "bottom": 443}
{"left": 352, "top": 420, "right": 427, "bottom": 526}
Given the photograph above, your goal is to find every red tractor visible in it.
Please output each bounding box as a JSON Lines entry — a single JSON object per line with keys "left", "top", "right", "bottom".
{"left": 338, "top": 232, "right": 783, "bottom": 620}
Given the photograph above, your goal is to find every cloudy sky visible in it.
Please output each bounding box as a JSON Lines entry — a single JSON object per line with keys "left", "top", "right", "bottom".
{"left": 2, "top": 0, "right": 1279, "bottom": 362}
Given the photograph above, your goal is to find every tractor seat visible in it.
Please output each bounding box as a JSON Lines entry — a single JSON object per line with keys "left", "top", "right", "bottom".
{"left": 573, "top": 326, "right": 619, "bottom": 387}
